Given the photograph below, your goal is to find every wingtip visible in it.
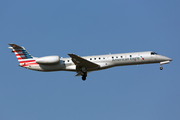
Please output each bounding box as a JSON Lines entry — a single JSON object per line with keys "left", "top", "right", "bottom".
{"left": 68, "top": 53, "right": 75, "bottom": 56}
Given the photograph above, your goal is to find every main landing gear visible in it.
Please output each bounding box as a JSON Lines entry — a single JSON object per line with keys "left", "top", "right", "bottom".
{"left": 81, "top": 67, "right": 87, "bottom": 81}
{"left": 82, "top": 72, "right": 87, "bottom": 81}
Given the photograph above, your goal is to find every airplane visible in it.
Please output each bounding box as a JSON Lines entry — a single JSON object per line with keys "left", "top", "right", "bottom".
{"left": 8, "top": 43, "right": 172, "bottom": 81}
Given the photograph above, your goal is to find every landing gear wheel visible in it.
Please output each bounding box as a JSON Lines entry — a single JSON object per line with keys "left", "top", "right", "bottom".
{"left": 82, "top": 76, "right": 86, "bottom": 81}
{"left": 160, "top": 67, "right": 163, "bottom": 70}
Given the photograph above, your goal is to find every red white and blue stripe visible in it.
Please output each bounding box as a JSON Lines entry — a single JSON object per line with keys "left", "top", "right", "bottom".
{"left": 13, "top": 48, "right": 38, "bottom": 67}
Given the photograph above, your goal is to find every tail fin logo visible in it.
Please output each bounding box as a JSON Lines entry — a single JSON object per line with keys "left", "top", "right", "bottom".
{"left": 14, "top": 49, "right": 33, "bottom": 60}
{"left": 9, "top": 43, "right": 38, "bottom": 67}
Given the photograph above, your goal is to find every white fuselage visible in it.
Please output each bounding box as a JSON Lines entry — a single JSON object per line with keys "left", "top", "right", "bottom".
{"left": 9, "top": 43, "right": 172, "bottom": 80}
{"left": 24, "top": 51, "right": 172, "bottom": 72}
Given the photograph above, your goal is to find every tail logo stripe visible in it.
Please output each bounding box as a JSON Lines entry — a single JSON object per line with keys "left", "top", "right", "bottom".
{"left": 17, "top": 57, "right": 26, "bottom": 60}
{"left": 19, "top": 60, "right": 36, "bottom": 63}
{"left": 22, "top": 63, "right": 38, "bottom": 67}
{"left": 16, "top": 54, "right": 24, "bottom": 56}
{"left": 14, "top": 50, "right": 22, "bottom": 52}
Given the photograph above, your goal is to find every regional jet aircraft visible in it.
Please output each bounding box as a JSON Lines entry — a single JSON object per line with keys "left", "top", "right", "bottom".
{"left": 8, "top": 43, "right": 172, "bottom": 81}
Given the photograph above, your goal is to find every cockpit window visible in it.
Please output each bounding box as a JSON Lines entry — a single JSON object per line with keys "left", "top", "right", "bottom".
{"left": 151, "top": 52, "right": 158, "bottom": 55}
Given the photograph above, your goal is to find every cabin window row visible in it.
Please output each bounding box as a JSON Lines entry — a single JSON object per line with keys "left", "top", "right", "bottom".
{"left": 89, "top": 55, "right": 132, "bottom": 61}
{"left": 66, "top": 55, "right": 133, "bottom": 62}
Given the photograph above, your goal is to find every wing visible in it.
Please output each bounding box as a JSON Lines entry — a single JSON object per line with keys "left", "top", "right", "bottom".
{"left": 68, "top": 54, "right": 100, "bottom": 71}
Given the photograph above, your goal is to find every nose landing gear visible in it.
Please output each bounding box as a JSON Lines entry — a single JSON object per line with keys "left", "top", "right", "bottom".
{"left": 160, "top": 66, "right": 163, "bottom": 70}
{"left": 160, "top": 61, "right": 171, "bottom": 70}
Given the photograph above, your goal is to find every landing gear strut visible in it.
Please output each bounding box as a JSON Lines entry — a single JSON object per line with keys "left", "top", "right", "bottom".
{"left": 160, "top": 61, "right": 171, "bottom": 70}
{"left": 160, "top": 63, "right": 163, "bottom": 70}
{"left": 81, "top": 67, "right": 87, "bottom": 81}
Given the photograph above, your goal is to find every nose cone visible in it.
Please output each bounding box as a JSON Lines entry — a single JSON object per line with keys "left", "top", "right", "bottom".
{"left": 159, "top": 55, "right": 172, "bottom": 61}
{"left": 166, "top": 56, "right": 172, "bottom": 61}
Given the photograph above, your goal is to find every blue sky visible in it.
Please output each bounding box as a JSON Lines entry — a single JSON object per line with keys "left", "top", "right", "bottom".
{"left": 1, "top": 0, "right": 180, "bottom": 120}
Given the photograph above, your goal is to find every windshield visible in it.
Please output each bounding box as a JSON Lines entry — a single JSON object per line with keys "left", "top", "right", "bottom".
{"left": 151, "top": 52, "right": 158, "bottom": 55}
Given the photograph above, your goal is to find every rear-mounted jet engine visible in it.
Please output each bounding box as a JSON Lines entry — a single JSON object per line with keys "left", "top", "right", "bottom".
{"left": 36, "top": 56, "right": 60, "bottom": 65}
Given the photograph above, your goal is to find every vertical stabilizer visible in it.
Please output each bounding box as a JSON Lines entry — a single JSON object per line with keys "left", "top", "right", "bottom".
{"left": 8, "top": 43, "right": 37, "bottom": 67}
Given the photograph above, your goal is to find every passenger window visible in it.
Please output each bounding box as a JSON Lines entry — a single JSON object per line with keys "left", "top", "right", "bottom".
{"left": 90, "top": 58, "right": 92, "bottom": 60}
{"left": 112, "top": 56, "right": 114, "bottom": 59}
{"left": 67, "top": 60, "right": 69, "bottom": 62}
{"left": 116, "top": 56, "right": 118, "bottom": 58}
{"left": 99, "top": 58, "right": 101, "bottom": 60}
{"left": 121, "top": 56, "right": 123, "bottom": 58}
{"left": 130, "top": 55, "right": 132, "bottom": 57}
{"left": 103, "top": 57, "right": 105, "bottom": 59}
{"left": 94, "top": 58, "right": 96, "bottom": 60}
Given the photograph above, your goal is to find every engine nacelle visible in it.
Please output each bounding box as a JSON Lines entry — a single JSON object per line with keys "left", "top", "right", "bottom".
{"left": 36, "top": 56, "right": 60, "bottom": 64}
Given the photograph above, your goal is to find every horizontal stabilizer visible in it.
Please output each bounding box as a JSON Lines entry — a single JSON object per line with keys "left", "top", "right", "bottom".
{"left": 8, "top": 43, "right": 23, "bottom": 49}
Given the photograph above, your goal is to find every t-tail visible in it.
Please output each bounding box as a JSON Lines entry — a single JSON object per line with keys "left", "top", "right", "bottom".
{"left": 8, "top": 43, "right": 38, "bottom": 67}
